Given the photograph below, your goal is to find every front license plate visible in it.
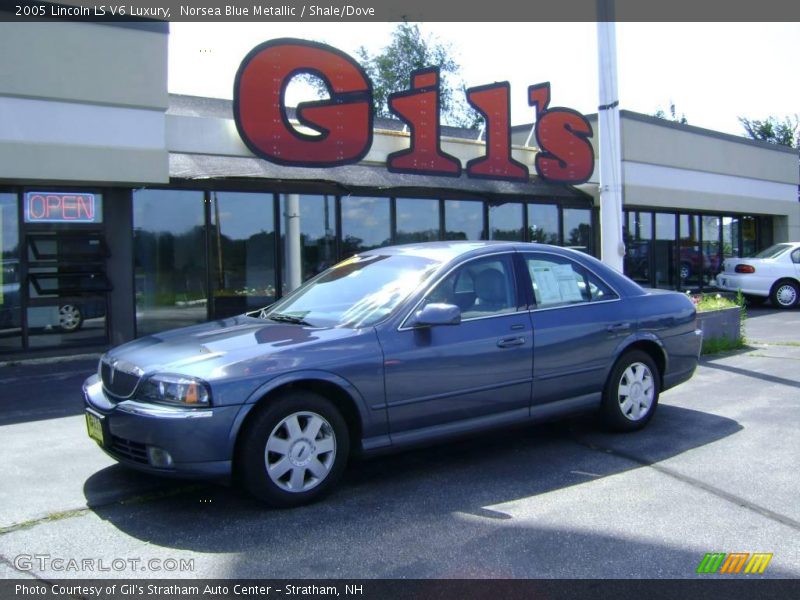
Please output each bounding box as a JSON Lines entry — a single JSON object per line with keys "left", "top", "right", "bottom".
{"left": 85, "top": 411, "right": 106, "bottom": 446}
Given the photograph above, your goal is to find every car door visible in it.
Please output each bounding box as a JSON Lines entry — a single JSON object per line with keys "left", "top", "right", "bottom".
{"left": 377, "top": 253, "right": 533, "bottom": 437}
{"left": 522, "top": 252, "right": 628, "bottom": 407}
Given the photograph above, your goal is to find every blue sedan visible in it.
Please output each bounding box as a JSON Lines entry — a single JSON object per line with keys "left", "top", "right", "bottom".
{"left": 83, "top": 242, "right": 702, "bottom": 507}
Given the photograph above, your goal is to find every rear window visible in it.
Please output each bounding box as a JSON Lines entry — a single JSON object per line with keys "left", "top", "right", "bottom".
{"left": 752, "top": 244, "right": 792, "bottom": 259}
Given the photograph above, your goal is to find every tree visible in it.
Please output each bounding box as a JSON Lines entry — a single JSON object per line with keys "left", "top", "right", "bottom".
{"left": 738, "top": 115, "right": 799, "bottom": 148}
{"left": 355, "top": 23, "right": 481, "bottom": 129}
{"left": 653, "top": 102, "right": 688, "bottom": 125}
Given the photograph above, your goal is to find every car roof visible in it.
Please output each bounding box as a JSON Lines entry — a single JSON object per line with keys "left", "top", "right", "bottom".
{"left": 361, "top": 240, "right": 570, "bottom": 262}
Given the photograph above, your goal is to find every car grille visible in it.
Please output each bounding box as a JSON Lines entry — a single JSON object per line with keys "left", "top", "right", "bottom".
{"left": 109, "top": 435, "right": 149, "bottom": 465}
{"left": 100, "top": 360, "right": 141, "bottom": 398}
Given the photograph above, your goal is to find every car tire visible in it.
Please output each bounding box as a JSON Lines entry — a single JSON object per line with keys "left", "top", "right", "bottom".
{"left": 743, "top": 294, "right": 767, "bottom": 307}
{"left": 601, "top": 350, "right": 660, "bottom": 432}
{"left": 769, "top": 280, "right": 799, "bottom": 309}
{"left": 238, "top": 390, "right": 350, "bottom": 508}
{"left": 58, "top": 304, "right": 83, "bottom": 332}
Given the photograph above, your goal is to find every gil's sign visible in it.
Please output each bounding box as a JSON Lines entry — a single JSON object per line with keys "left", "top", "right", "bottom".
{"left": 233, "top": 38, "right": 594, "bottom": 185}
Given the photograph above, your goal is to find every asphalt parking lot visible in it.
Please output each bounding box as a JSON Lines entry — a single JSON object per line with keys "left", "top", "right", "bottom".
{"left": 0, "top": 305, "right": 798, "bottom": 580}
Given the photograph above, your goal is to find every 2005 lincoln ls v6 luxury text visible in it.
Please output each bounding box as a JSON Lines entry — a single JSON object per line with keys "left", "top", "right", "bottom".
{"left": 83, "top": 242, "right": 702, "bottom": 507}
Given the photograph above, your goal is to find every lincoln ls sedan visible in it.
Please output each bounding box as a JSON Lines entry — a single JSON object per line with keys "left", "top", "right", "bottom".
{"left": 84, "top": 242, "right": 702, "bottom": 507}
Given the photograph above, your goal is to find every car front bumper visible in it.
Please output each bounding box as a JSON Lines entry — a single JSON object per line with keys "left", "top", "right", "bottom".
{"left": 82, "top": 374, "right": 240, "bottom": 479}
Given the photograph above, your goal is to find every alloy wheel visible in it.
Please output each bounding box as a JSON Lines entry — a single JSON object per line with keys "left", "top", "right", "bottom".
{"left": 617, "top": 362, "right": 655, "bottom": 421}
{"left": 264, "top": 411, "right": 337, "bottom": 493}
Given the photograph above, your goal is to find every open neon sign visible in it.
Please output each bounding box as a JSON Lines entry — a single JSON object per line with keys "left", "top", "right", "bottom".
{"left": 24, "top": 192, "right": 100, "bottom": 223}
{"left": 234, "top": 38, "right": 595, "bottom": 185}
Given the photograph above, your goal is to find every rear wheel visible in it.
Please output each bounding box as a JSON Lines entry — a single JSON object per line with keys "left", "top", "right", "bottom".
{"left": 601, "top": 350, "right": 660, "bottom": 432}
{"left": 238, "top": 391, "right": 349, "bottom": 508}
{"left": 770, "top": 280, "right": 799, "bottom": 309}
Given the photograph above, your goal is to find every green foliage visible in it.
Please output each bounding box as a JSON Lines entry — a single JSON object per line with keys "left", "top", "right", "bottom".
{"left": 356, "top": 23, "right": 482, "bottom": 129}
{"left": 696, "top": 290, "right": 748, "bottom": 355}
{"left": 694, "top": 293, "right": 738, "bottom": 312}
{"left": 701, "top": 336, "right": 746, "bottom": 355}
{"left": 738, "top": 115, "right": 799, "bottom": 148}
{"left": 653, "top": 102, "right": 688, "bottom": 125}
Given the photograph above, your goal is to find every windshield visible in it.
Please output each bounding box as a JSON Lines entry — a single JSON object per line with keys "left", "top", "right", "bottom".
{"left": 751, "top": 244, "right": 792, "bottom": 259}
{"left": 260, "top": 253, "right": 443, "bottom": 328}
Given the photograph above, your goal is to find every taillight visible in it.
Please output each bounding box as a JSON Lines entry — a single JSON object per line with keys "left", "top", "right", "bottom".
{"left": 735, "top": 264, "right": 756, "bottom": 274}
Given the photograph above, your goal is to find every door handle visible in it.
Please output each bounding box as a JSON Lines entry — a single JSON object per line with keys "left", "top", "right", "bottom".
{"left": 606, "top": 322, "right": 631, "bottom": 333}
{"left": 497, "top": 336, "right": 526, "bottom": 348}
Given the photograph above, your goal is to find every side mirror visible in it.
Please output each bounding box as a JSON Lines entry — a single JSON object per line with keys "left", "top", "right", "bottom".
{"left": 411, "top": 303, "right": 461, "bottom": 327}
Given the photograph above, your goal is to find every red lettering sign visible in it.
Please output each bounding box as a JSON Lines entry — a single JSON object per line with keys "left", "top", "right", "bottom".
{"left": 234, "top": 38, "right": 373, "bottom": 167}
{"left": 24, "top": 192, "right": 97, "bottom": 223}
{"left": 387, "top": 68, "right": 461, "bottom": 177}
{"left": 233, "top": 40, "right": 595, "bottom": 185}
{"left": 528, "top": 82, "right": 595, "bottom": 184}
{"left": 465, "top": 82, "right": 529, "bottom": 182}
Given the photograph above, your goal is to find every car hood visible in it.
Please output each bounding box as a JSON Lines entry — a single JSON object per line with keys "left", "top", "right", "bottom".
{"left": 103, "top": 315, "right": 366, "bottom": 380}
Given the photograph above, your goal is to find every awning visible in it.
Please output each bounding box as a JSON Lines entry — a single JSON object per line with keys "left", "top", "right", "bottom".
{"left": 168, "top": 153, "right": 593, "bottom": 205}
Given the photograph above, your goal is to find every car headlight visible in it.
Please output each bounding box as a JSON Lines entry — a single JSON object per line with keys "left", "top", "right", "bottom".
{"left": 137, "top": 374, "right": 211, "bottom": 408}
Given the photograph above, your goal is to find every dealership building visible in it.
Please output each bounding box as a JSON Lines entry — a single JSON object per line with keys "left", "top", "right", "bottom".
{"left": 0, "top": 20, "right": 798, "bottom": 357}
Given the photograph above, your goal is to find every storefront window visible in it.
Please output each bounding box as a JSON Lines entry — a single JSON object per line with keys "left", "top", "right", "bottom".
{"left": 679, "top": 214, "right": 702, "bottom": 290}
{"left": 701, "top": 215, "right": 722, "bottom": 285}
{"left": 395, "top": 198, "right": 440, "bottom": 244}
{"left": 0, "top": 193, "right": 21, "bottom": 352}
{"left": 488, "top": 203, "right": 523, "bottom": 241}
{"left": 341, "top": 196, "right": 391, "bottom": 257}
{"left": 654, "top": 213, "right": 676, "bottom": 289}
{"left": 562, "top": 208, "right": 593, "bottom": 254}
{"left": 445, "top": 200, "right": 483, "bottom": 240}
{"left": 211, "top": 192, "right": 277, "bottom": 319}
{"left": 527, "top": 204, "right": 559, "bottom": 245}
{"left": 133, "top": 189, "right": 207, "bottom": 336}
{"left": 623, "top": 211, "right": 652, "bottom": 285}
{"left": 281, "top": 194, "right": 336, "bottom": 283}
{"left": 741, "top": 216, "right": 757, "bottom": 256}
{"left": 722, "top": 216, "right": 740, "bottom": 259}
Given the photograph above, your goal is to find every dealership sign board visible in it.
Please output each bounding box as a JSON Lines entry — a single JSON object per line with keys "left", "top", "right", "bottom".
{"left": 233, "top": 39, "right": 594, "bottom": 185}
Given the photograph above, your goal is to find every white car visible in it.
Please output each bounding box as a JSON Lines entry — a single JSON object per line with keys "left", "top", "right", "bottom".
{"left": 716, "top": 242, "right": 800, "bottom": 309}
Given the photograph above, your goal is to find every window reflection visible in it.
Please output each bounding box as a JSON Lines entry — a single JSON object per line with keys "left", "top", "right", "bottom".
{"left": 0, "top": 194, "right": 21, "bottom": 351}
{"left": 133, "top": 189, "right": 207, "bottom": 335}
{"left": 623, "top": 211, "right": 652, "bottom": 285}
{"left": 489, "top": 203, "right": 523, "bottom": 241}
{"left": 341, "top": 196, "right": 391, "bottom": 257}
{"left": 527, "top": 204, "right": 559, "bottom": 245}
{"left": 563, "top": 208, "right": 593, "bottom": 254}
{"left": 395, "top": 198, "right": 440, "bottom": 244}
{"left": 679, "top": 214, "right": 702, "bottom": 289}
{"left": 444, "top": 200, "right": 483, "bottom": 240}
{"left": 211, "top": 192, "right": 277, "bottom": 318}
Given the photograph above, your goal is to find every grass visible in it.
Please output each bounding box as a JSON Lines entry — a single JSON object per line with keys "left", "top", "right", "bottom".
{"left": 701, "top": 336, "right": 748, "bottom": 355}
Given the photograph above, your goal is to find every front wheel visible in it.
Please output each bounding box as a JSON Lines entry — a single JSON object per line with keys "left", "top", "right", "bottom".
{"left": 601, "top": 350, "right": 660, "bottom": 432}
{"left": 238, "top": 391, "right": 350, "bottom": 508}
{"left": 770, "top": 280, "right": 799, "bottom": 309}
{"left": 58, "top": 304, "right": 83, "bottom": 332}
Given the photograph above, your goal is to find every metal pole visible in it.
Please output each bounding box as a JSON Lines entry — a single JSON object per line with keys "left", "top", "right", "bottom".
{"left": 597, "top": 0, "right": 625, "bottom": 272}
{"left": 284, "top": 194, "right": 302, "bottom": 292}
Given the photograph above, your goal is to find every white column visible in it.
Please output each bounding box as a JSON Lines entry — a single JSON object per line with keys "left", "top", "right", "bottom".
{"left": 284, "top": 194, "right": 302, "bottom": 292}
{"left": 597, "top": 1, "right": 625, "bottom": 272}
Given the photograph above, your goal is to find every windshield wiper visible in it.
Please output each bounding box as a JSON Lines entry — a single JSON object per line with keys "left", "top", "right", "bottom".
{"left": 267, "top": 313, "right": 312, "bottom": 326}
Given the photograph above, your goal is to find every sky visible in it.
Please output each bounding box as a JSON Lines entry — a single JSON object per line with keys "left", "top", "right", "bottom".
{"left": 167, "top": 22, "right": 800, "bottom": 137}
